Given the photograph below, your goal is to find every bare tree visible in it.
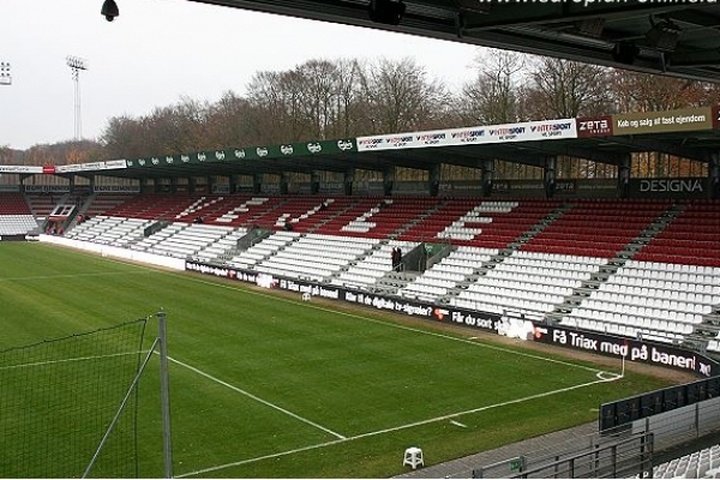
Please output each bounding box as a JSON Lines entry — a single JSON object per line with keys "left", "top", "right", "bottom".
{"left": 102, "top": 115, "right": 147, "bottom": 158}
{"left": 461, "top": 49, "right": 526, "bottom": 124}
{"left": 295, "top": 59, "right": 340, "bottom": 139}
{"left": 610, "top": 69, "right": 712, "bottom": 112}
{"left": 205, "top": 91, "right": 255, "bottom": 148}
{"left": 525, "top": 57, "right": 614, "bottom": 119}
{"left": 247, "top": 69, "right": 309, "bottom": 142}
{"left": 331, "top": 59, "right": 367, "bottom": 137}
{"left": 361, "top": 57, "right": 448, "bottom": 133}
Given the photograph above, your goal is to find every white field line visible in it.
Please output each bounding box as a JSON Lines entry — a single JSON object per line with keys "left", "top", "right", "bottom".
{"left": 67, "top": 256, "right": 625, "bottom": 476}
{"left": 0, "top": 271, "right": 150, "bottom": 282}
{"left": 176, "top": 373, "right": 621, "bottom": 478}
{"left": 450, "top": 420, "right": 468, "bottom": 428}
{"left": 106, "top": 259, "right": 607, "bottom": 376}
{"left": 167, "top": 355, "right": 347, "bottom": 440}
{"left": 94, "top": 254, "right": 608, "bottom": 375}
{"left": 267, "top": 301, "right": 603, "bottom": 374}
{"left": 0, "top": 351, "right": 144, "bottom": 370}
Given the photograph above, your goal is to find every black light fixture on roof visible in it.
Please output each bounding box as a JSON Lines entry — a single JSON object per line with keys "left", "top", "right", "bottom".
{"left": 369, "top": 0, "right": 406, "bottom": 25}
{"left": 575, "top": 18, "right": 605, "bottom": 38}
{"left": 645, "top": 18, "right": 681, "bottom": 52}
{"left": 101, "top": 0, "right": 119, "bottom": 21}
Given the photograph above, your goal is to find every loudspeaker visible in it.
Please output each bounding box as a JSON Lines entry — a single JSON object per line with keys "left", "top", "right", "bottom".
{"left": 369, "top": 0, "right": 406, "bottom": 25}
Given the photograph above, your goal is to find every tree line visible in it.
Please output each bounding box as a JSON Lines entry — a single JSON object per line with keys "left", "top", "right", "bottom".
{"left": 3, "top": 50, "right": 719, "bottom": 178}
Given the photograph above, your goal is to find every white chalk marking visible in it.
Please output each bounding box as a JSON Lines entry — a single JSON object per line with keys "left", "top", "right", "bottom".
{"left": 167, "top": 355, "right": 346, "bottom": 441}
{"left": 176, "top": 374, "right": 619, "bottom": 478}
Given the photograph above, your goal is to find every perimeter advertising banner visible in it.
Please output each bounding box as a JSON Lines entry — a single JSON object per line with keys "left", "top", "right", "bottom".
{"left": 186, "top": 260, "right": 715, "bottom": 378}
{"left": 55, "top": 160, "right": 127, "bottom": 173}
{"left": 532, "top": 324, "right": 717, "bottom": 378}
{"left": 611, "top": 106, "right": 713, "bottom": 136}
{"left": 24, "top": 185, "right": 71, "bottom": 193}
{"left": 576, "top": 179, "right": 619, "bottom": 198}
{"left": 576, "top": 116, "right": 613, "bottom": 137}
{"left": 356, "top": 118, "right": 577, "bottom": 152}
{"left": 439, "top": 181, "right": 484, "bottom": 195}
{"left": 628, "top": 177, "right": 708, "bottom": 199}
{"left": 93, "top": 185, "right": 141, "bottom": 193}
{"left": 0, "top": 165, "right": 43, "bottom": 174}
{"left": 230, "top": 138, "right": 356, "bottom": 161}
{"left": 185, "top": 261, "right": 502, "bottom": 332}
{"left": 126, "top": 139, "right": 357, "bottom": 169}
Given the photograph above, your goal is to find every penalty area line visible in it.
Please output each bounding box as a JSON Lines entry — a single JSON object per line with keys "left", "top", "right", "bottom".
{"left": 166, "top": 355, "right": 347, "bottom": 441}
{"left": 176, "top": 373, "right": 620, "bottom": 478}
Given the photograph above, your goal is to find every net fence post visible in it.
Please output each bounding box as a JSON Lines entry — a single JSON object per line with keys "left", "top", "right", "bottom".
{"left": 158, "top": 310, "right": 174, "bottom": 478}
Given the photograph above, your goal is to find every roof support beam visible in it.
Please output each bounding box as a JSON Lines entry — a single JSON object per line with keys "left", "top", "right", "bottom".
{"left": 669, "top": 49, "right": 720, "bottom": 68}
{"left": 518, "top": 143, "right": 625, "bottom": 165}
{"left": 606, "top": 137, "right": 710, "bottom": 162}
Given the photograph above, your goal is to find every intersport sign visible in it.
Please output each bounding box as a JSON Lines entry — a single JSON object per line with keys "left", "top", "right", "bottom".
{"left": 356, "top": 118, "right": 577, "bottom": 152}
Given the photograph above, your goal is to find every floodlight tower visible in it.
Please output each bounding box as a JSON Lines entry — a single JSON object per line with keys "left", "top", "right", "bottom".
{"left": 66, "top": 56, "right": 88, "bottom": 140}
{"left": 0, "top": 61, "right": 10, "bottom": 85}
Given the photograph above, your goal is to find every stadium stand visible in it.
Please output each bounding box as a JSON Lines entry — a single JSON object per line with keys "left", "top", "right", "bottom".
{"left": 635, "top": 200, "right": 720, "bottom": 267}
{"left": 253, "top": 233, "right": 380, "bottom": 282}
{"left": 65, "top": 216, "right": 154, "bottom": 247}
{"left": 0, "top": 193, "right": 37, "bottom": 235}
{"left": 0, "top": 193, "right": 32, "bottom": 216}
{"left": 522, "top": 199, "right": 670, "bottom": 258}
{"left": 104, "top": 194, "right": 204, "bottom": 220}
{"left": 398, "top": 246, "right": 498, "bottom": 303}
{"left": 133, "top": 223, "right": 237, "bottom": 259}
{"left": 58, "top": 193, "right": 720, "bottom": 350}
{"left": 82, "top": 193, "right": 137, "bottom": 218}
{"left": 25, "top": 193, "right": 59, "bottom": 220}
{"left": 401, "top": 199, "right": 559, "bottom": 249}
{"left": 331, "top": 239, "right": 418, "bottom": 292}
{"left": 193, "top": 227, "right": 248, "bottom": 263}
{"left": 452, "top": 251, "right": 608, "bottom": 321}
{"left": 562, "top": 259, "right": 720, "bottom": 344}
{"left": 644, "top": 444, "right": 720, "bottom": 479}
{"left": 228, "top": 230, "right": 301, "bottom": 270}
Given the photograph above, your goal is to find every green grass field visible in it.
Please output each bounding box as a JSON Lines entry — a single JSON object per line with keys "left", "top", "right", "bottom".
{"left": 0, "top": 243, "right": 673, "bottom": 478}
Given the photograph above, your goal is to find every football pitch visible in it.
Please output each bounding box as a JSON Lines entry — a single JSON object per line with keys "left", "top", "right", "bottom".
{"left": 0, "top": 243, "right": 671, "bottom": 478}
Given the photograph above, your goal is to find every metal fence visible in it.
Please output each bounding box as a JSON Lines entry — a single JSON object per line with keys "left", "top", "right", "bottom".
{"left": 473, "top": 396, "right": 720, "bottom": 478}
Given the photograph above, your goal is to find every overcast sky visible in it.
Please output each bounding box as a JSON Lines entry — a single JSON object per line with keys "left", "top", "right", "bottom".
{"left": 0, "top": 0, "right": 483, "bottom": 150}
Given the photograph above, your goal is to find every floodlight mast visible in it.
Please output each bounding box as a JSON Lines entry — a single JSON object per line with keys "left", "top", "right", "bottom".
{"left": 0, "top": 61, "right": 11, "bottom": 86}
{"left": 66, "top": 56, "right": 88, "bottom": 140}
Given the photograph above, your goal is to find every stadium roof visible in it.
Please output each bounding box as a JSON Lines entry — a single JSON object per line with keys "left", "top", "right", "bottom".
{"left": 104, "top": 129, "right": 720, "bottom": 180}
{"left": 188, "top": 1, "right": 720, "bottom": 83}
{"left": 4, "top": 106, "right": 717, "bottom": 180}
